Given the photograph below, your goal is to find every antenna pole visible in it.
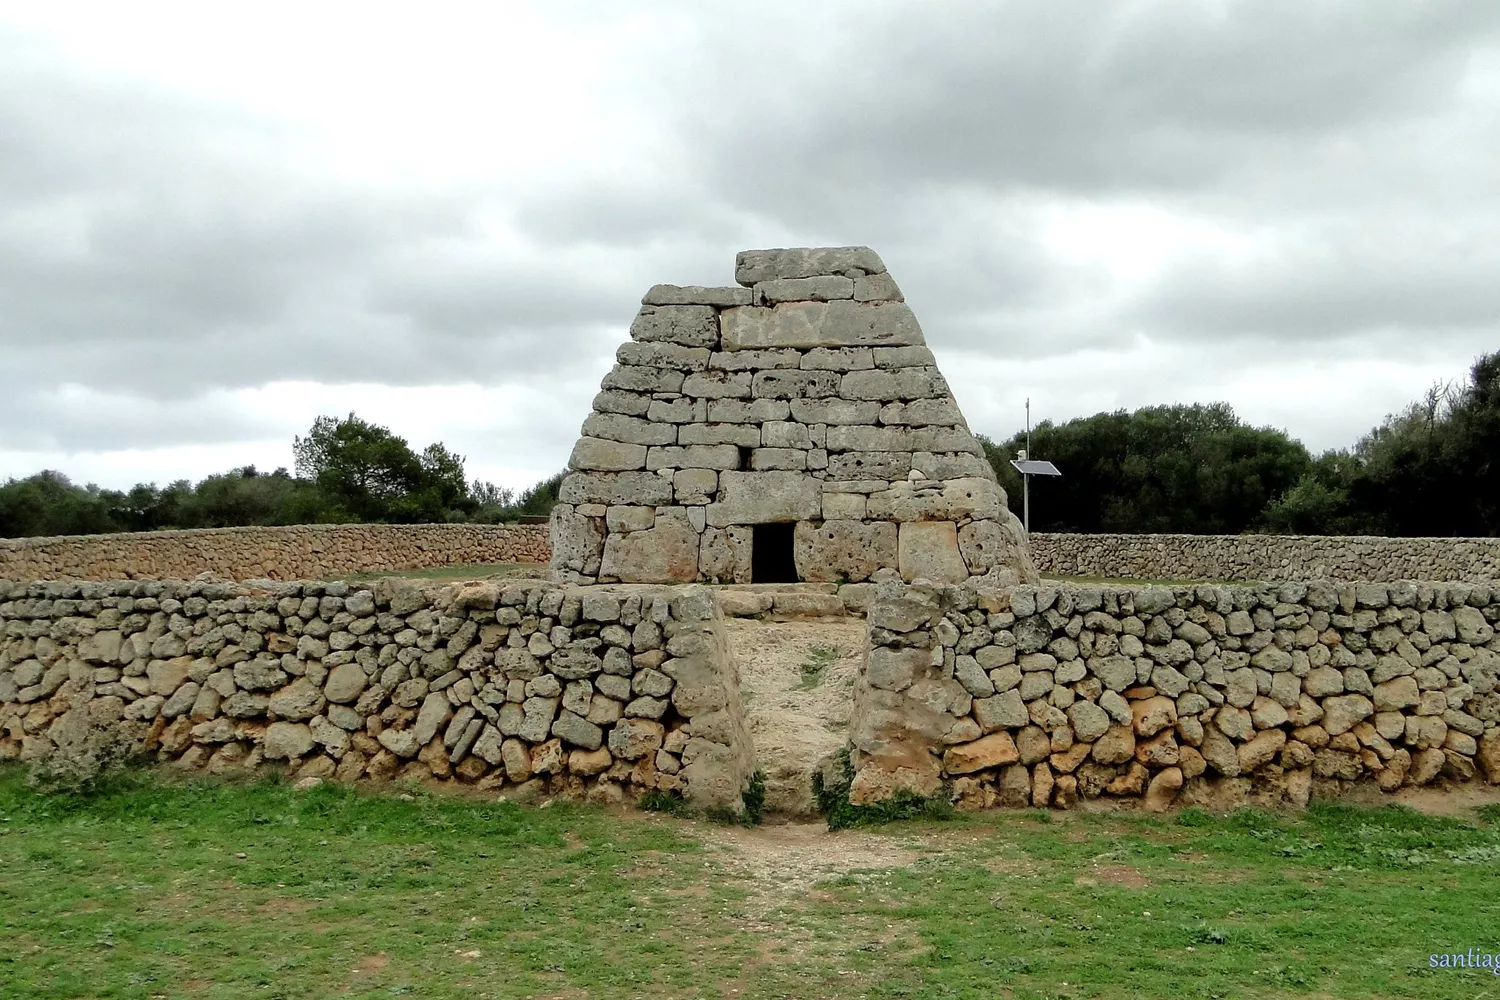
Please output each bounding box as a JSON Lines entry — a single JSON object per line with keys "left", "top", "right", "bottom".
{"left": 1023, "top": 398, "right": 1031, "bottom": 534}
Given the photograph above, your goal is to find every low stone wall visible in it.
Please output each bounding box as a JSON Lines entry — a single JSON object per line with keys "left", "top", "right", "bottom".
{"left": 0, "top": 577, "right": 756, "bottom": 813}
{"left": 1032, "top": 533, "right": 1500, "bottom": 584}
{"left": 0, "top": 523, "right": 550, "bottom": 582}
{"left": 850, "top": 581, "right": 1500, "bottom": 810}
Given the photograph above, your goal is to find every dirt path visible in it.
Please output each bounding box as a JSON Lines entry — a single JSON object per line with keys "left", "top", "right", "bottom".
{"left": 723, "top": 617, "right": 867, "bottom": 816}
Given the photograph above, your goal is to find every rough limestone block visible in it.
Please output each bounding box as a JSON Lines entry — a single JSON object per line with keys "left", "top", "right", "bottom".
{"left": 673, "top": 468, "right": 718, "bottom": 504}
{"left": 909, "top": 451, "right": 992, "bottom": 479}
{"left": 735, "top": 246, "right": 886, "bottom": 285}
{"left": 642, "top": 284, "right": 752, "bottom": 307}
{"left": 751, "top": 369, "right": 842, "bottom": 400}
{"left": 956, "top": 519, "right": 1018, "bottom": 575}
{"left": 678, "top": 423, "right": 762, "bottom": 447}
{"left": 559, "top": 471, "right": 673, "bottom": 507}
{"left": 592, "top": 389, "right": 651, "bottom": 417}
{"left": 707, "top": 398, "right": 792, "bottom": 423}
{"left": 873, "top": 346, "right": 936, "bottom": 368}
{"left": 646, "top": 398, "right": 698, "bottom": 423}
{"left": 749, "top": 448, "right": 808, "bottom": 471}
{"left": 599, "top": 509, "right": 700, "bottom": 583}
{"left": 879, "top": 398, "right": 964, "bottom": 427}
{"left": 789, "top": 398, "right": 883, "bottom": 425}
{"left": 699, "top": 526, "right": 753, "bottom": 582}
{"left": 568, "top": 437, "right": 648, "bottom": 472}
{"left": 601, "top": 365, "right": 686, "bottom": 394}
{"left": 825, "top": 425, "right": 981, "bottom": 455}
{"left": 629, "top": 304, "right": 719, "bottom": 348}
{"left": 801, "top": 347, "right": 874, "bottom": 371}
{"left": 616, "top": 342, "right": 711, "bottom": 371}
{"left": 854, "top": 273, "right": 903, "bottom": 302}
{"left": 719, "top": 300, "right": 924, "bottom": 351}
{"left": 762, "top": 421, "right": 812, "bottom": 448}
{"left": 754, "top": 275, "right": 854, "bottom": 303}
{"left": 822, "top": 491, "right": 867, "bottom": 520}
{"left": 898, "top": 521, "right": 970, "bottom": 583}
{"left": 706, "top": 472, "right": 822, "bottom": 527}
{"left": 682, "top": 370, "right": 753, "bottom": 399}
{"left": 826, "top": 452, "right": 912, "bottom": 482}
{"left": 645, "top": 444, "right": 741, "bottom": 471}
{"left": 549, "top": 505, "right": 604, "bottom": 577}
{"left": 708, "top": 348, "right": 802, "bottom": 371}
{"left": 839, "top": 367, "right": 950, "bottom": 402}
{"left": 605, "top": 506, "right": 655, "bottom": 532}
{"left": 793, "top": 520, "right": 898, "bottom": 583}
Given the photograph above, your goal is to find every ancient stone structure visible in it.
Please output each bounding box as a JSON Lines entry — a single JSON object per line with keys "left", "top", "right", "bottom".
{"left": 551, "top": 247, "right": 1039, "bottom": 588}
{"left": 0, "top": 576, "right": 756, "bottom": 814}
{"left": 0, "top": 523, "right": 549, "bottom": 583}
{"left": 1032, "top": 532, "right": 1500, "bottom": 585}
{"left": 848, "top": 580, "right": 1500, "bottom": 810}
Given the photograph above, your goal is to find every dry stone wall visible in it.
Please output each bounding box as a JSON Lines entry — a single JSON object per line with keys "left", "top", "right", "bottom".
{"left": 551, "top": 246, "right": 1038, "bottom": 589}
{"left": 0, "top": 576, "right": 755, "bottom": 813}
{"left": 0, "top": 523, "right": 550, "bottom": 583}
{"left": 1033, "top": 532, "right": 1500, "bottom": 584}
{"left": 849, "top": 580, "right": 1500, "bottom": 811}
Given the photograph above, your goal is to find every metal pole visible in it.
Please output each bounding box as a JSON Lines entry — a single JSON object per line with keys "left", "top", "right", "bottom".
{"left": 1024, "top": 398, "right": 1031, "bottom": 533}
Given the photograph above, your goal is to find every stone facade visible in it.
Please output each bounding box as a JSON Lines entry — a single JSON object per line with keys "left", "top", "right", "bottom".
{"left": 551, "top": 247, "right": 1039, "bottom": 589}
{"left": 0, "top": 523, "right": 549, "bottom": 583}
{"left": 849, "top": 580, "right": 1500, "bottom": 810}
{"left": 0, "top": 577, "right": 755, "bottom": 813}
{"left": 1033, "top": 533, "right": 1500, "bottom": 584}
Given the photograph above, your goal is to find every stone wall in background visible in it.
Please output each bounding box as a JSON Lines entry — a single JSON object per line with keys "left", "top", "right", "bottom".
{"left": 0, "top": 523, "right": 550, "bottom": 582}
{"left": 849, "top": 580, "right": 1500, "bottom": 811}
{"left": 1031, "top": 533, "right": 1500, "bottom": 584}
{"left": 0, "top": 577, "right": 756, "bottom": 813}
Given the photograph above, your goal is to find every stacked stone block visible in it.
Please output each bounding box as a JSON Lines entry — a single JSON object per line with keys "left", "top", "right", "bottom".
{"left": 0, "top": 523, "right": 550, "bottom": 583}
{"left": 0, "top": 577, "right": 755, "bottom": 813}
{"left": 1033, "top": 532, "right": 1500, "bottom": 585}
{"left": 850, "top": 580, "right": 1500, "bottom": 810}
{"left": 551, "top": 246, "right": 1039, "bottom": 588}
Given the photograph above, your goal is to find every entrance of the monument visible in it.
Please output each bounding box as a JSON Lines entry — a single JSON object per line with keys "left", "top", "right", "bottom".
{"left": 750, "top": 523, "right": 799, "bottom": 583}
{"left": 722, "top": 615, "right": 864, "bottom": 815}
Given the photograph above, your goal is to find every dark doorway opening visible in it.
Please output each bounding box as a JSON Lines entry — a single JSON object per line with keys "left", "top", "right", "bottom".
{"left": 751, "top": 523, "right": 799, "bottom": 583}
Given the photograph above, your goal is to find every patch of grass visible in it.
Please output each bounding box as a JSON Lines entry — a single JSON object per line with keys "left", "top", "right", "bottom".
{"left": 796, "top": 643, "right": 841, "bottom": 690}
{"left": 4, "top": 765, "right": 1500, "bottom": 998}
{"left": 336, "top": 562, "right": 543, "bottom": 583}
{"left": 812, "top": 750, "right": 955, "bottom": 831}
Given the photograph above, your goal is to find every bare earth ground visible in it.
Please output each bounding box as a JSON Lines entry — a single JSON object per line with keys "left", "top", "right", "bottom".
{"left": 721, "top": 616, "right": 868, "bottom": 816}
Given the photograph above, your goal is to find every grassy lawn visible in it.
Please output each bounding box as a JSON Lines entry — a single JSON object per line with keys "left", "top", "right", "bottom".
{"left": 3, "top": 767, "right": 1500, "bottom": 999}
{"left": 335, "top": 562, "right": 545, "bottom": 584}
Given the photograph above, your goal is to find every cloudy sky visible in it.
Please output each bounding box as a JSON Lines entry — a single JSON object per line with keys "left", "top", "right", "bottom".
{"left": 3, "top": 1, "right": 1498, "bottom": 493}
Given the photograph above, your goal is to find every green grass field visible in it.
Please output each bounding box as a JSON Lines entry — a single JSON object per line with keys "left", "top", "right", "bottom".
{"left": 3, "top": 767, "right": 1499, "bottom": 998}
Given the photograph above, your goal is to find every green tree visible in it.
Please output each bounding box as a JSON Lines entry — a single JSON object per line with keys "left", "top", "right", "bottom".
{"left": 0, "top": 472, "right": 118, "bottom": 538}
{"left": 982, "top": 403, "right": 1312, "bottom": 534}
{"left": 292, "top": 414, "right": 433, "bottom": 522}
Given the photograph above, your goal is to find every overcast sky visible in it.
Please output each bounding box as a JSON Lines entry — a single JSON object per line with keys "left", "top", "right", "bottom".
{"left": 3, "top": 1, "right": 1498, "bottom": 493}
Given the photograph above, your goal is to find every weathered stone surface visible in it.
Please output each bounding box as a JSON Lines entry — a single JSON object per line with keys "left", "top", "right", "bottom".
{"left": 734, "top": 246, "right": 886, "bottom": 284}
{"left": 897, "top": 521, "right": 968, "bottom": 583}
{"left": 943, "top": 732, "right": 1019, "bottom": 774}
{"left": 629, "top": 304, "right": 719, "bottom": 348}
{"left": 569, "top": 437, "right": 648, "bottom": 472}
{"left": 720, "top": 300, "right": 924, "bottom": 351}
{"left": 706, "top": 472, "right": 822, "bottom": 527}
{"left": 264, "top": 721, "right": 314, "bottom": 760}
{"left": 793, "top": 520, "right": 897, "bottom": 583}
{"left": 559, "top": 472, "right": 673, "bottom": 507}
{"left": 599, "top": 510, "right": 700, "bottom": 583}
{"left": 643, "top": 284, "right": 752, "bottom": 307}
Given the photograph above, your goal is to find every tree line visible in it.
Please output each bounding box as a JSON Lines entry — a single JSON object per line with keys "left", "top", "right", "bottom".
{"left": 3, "top": 351, "right": 1496, "bottom": 539}
{"left": 0, "top": 414, "right": 561, "bottom": 539}
{"left": 982, "top": 350, "right": 1499, "bottom": 537}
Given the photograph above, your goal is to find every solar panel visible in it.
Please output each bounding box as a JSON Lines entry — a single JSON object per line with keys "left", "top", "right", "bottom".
{"left": 1010, "top": 459, "right": 1062, "bottom": 476}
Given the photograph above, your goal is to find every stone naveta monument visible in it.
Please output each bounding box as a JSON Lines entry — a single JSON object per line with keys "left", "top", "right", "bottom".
{"left": 550, "top": 246, "right": 1041, "bottom": 588}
